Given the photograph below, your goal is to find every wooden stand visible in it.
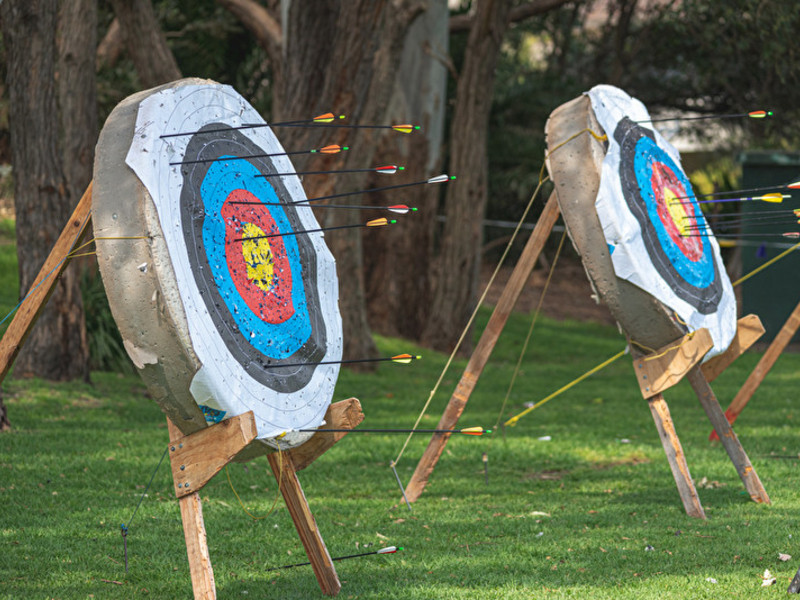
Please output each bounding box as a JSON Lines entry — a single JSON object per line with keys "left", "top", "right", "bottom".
{"left": 166, "top": 401, "right": 363, "bottom": 598}
{"left": 405, "top": 197, "right": 770, "bottom": 517}
{"left": 631, "top": 328, "right": 770, "bottom": 517}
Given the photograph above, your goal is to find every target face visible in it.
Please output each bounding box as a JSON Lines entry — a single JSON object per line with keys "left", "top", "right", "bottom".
{"left": 587, "top": 85, "right": 736, "bottom": 357}
{"left": 615, "top": 117, "right": 723, "bottom": 314}
{"left": 99, "top": 81, "right": 342, "bottom": 446}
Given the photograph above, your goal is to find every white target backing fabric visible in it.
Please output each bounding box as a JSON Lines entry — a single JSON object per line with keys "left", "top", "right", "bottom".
{"left": 124, "top": 83, "right": 342, "bottom": 445}
{"left": 586, "top": 85, "right": 736, "bottom": 358}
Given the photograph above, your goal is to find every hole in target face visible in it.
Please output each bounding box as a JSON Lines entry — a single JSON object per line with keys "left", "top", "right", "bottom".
{"left": 178, "top": 125, "right": 328, "bottom": 393}
{"left": 614, "top": 118, "right": 723, "bottom": 314}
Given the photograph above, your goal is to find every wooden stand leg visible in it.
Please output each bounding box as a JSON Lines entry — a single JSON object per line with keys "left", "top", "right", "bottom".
{"left": 0, "top": 182, "right": 92, "bottom": 384}
{"left": 686, "top": 368, "right": 770, "bottom": 504}
{"left": 168, "top": 418, "right": 217, "bottom": 600}
{"left": 268, "top": 452, "right": 340, "bottom": 597}
{"left": 711, "top": 299, "right": 800, "bottom": 441}
{"left": 648, "top": 394, "right": 705, "bottom": 519}
{"left": 405, "top": 193, "right": 561, "bottom": 503}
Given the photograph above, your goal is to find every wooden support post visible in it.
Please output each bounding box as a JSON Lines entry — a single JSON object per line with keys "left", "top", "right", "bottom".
{"left": 700, "top": 314, "right": 764, "bottom": 384}
{"left": 710, "top": 300, "right": 800, "bottom": 441}
{"left": 404, "top": 193, "right": 561, "bottom": 503}
{"left": 167, "top": 418, "right": 216, "bottom": 600}
{"left": 633, "top": 329, "right": 713, "bottom": 399}
{"left": 268, "top": 452, "right": 341, "bottom": 596}
{"left": 686, "top": 368, "right": 770, "bottom": 504}
{"left": 0, "top": 182, "right": 92, "bottom": 383}
{"left": 647, "top": 394, "right": 705, "bottom": 519}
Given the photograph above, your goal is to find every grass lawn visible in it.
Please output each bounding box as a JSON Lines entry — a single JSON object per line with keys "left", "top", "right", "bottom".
{"left": 2, "top": 234, "right": 800, "bottom": 597}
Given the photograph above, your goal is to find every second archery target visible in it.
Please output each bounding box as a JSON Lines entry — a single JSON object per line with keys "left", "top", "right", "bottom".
{"left": 93, "top": 78, "right": 342, "bottom": 448}
{"left": 545, "top": 84, "right": 736, "bottom": 357}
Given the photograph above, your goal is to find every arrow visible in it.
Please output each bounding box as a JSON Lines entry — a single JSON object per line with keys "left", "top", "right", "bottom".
{"left": 675, "top": 192, "right": 790, "bottom": 206}
{"left": 233, "top": 217, "right": 395, "bottom": 243}
{"left": 294, "top": 426, "right": 490, "bottom": 435}
{"left": 636, "top": 110, "right": 774, "bottom": 124}
{"left": 279, "top": 121, "right": 421, "bottom": 133}
{"left": 160, "top": 112, "right": 347, "bottom": 138}
{"left": 683, "top": 214, "right": 800, "bottom": 231}
{"left": 255, "top": 164, "right": 402, "bottom": 178}
{"left": 169, "top": 144, "right": 348, "bottom": 166}
{"left": 682, "top": 231, "right": 800, "bottom": 239}
{"left": 229, "top": 174, "right": 454, "bottom": 207}
{"left": 263, "top": 353, "right": 421, "bottom": 369}
{"left": 266, "top": 545, "right": 402, "bottom": 572}
{"left": 672, "top": 179, "right": 800, "bottom": 200}
{"left": 248, "top": 201, "right": 416, "bottom": 215}
{"left": 688, "top": 208, "right": 800, "bottom": 219}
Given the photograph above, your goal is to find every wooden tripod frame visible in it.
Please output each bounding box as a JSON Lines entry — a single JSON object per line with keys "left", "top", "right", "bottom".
{"left": 403, "top": 194, "right": 771, "bottom": 517}
{"left": 166, "top": 400, "right": 364, "bottom": 598}
{"left": 0, "top": 184, "right": 360, "bottom": 597}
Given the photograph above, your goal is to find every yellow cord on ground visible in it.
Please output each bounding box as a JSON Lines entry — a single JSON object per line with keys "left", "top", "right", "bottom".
{"left": 504, "top": 348, "right": 627, "bottom": 428}
{"left": 492, "top": 229, "right": 569, "bottom": 434}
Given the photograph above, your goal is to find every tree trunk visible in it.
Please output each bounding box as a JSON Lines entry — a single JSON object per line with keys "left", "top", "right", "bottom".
{"left": 278, "top": 0, "right": 424, "bottom": 363}
{"left": 421, "top": 0, "right": 512, "bottom": 352}
{"left": 58, "top": 0, "right": 98, "bottom": 207}
{"left": 109, "top": 0, "right": 181, "bottom": 88}
{"left": 362, "top": 1, "right": 449, "bottom": 339}
{"left": 0, "top": 391, "right": 9, "bottom": 431}
{"left": 0, "top": 0, "right": 89, "bottom": 381}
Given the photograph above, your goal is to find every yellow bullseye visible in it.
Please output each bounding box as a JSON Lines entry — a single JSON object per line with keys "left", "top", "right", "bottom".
{"left": 240, "top": 222, "right": 275, "bottom": 292}
{"left": 663, "top": 188, "right": 690, "bottom": 236}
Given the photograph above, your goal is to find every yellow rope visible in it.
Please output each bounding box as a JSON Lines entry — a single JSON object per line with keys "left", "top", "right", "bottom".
{"left": 492, "top": 229, "right": 568, "bottom": 433}
{"left": 641, "top": 331, "right": 695, "bottom": 362}
{"left": 732, "top": 240, "right": 800, "bottom": 287}
{"left": 225, "top": 446, "right": 285, "bottom": 521}
{"left": 503, "top": 348, "right": 627, "bottom": 428}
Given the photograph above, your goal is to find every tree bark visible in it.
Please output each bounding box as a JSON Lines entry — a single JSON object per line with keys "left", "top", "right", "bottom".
{"left": 420, "top": 0, "right": 512, "bottom": 352}
{"left": 109, "top": 0, "right": 181, "bottom": 88}
{"left": 0, "top": 391, "right": 9, "bottom": 431}
{"left": 362, "top": 1, "right": 448, "bottom": 339}
{"left": 278, "top": 0, "right": 424, "bottom": 363}
{"left": 96, "top": 18, "right": 123, "bottom": 68}
{"left": 0, "top": 0, "right": 89, "bottom": 381}
{"left": 58, "top": 0, "right": 98, "bottom": 206}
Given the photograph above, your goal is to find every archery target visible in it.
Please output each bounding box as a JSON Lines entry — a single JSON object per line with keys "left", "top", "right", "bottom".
{"left": 544, "top": 86, "right": 736, "bottom": 358}
{"left": 93, "top": 79, "right": 342, "bottom": 447}
{"left": 614, "top": 117, "right": 724, "bottom": 313}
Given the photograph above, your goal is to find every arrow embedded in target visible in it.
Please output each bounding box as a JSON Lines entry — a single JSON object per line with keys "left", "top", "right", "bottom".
{"left": 232, "top": 217, "right": 396, "bottom": 243}
{"left": 256, "top": 164, "right": 402, "bottom": 178}
{"left": 170, "top": 144, "right": 349, "bottom": 166}
{"left": 263, "top": 353, "right": 422, "bottom": 369}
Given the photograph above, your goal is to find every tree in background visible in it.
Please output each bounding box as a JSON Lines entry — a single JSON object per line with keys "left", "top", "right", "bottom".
{"left": 0, "top": 1, "right": 91, "bottom": 384}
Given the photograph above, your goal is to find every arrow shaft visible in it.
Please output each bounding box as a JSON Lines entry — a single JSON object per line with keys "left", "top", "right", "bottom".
{"left": 233, "top": 222, "right": 369, "bottom": 242}
{"left": 256, "top": 167, "right": 382, "bottom": 178}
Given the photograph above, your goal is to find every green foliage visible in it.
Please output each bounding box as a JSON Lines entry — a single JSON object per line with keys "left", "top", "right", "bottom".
{"left": 2, "top": 311, "right": 800, "bottom": 598}
{"left": 79, "top": 267, "right": 133, "bottom": 375}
